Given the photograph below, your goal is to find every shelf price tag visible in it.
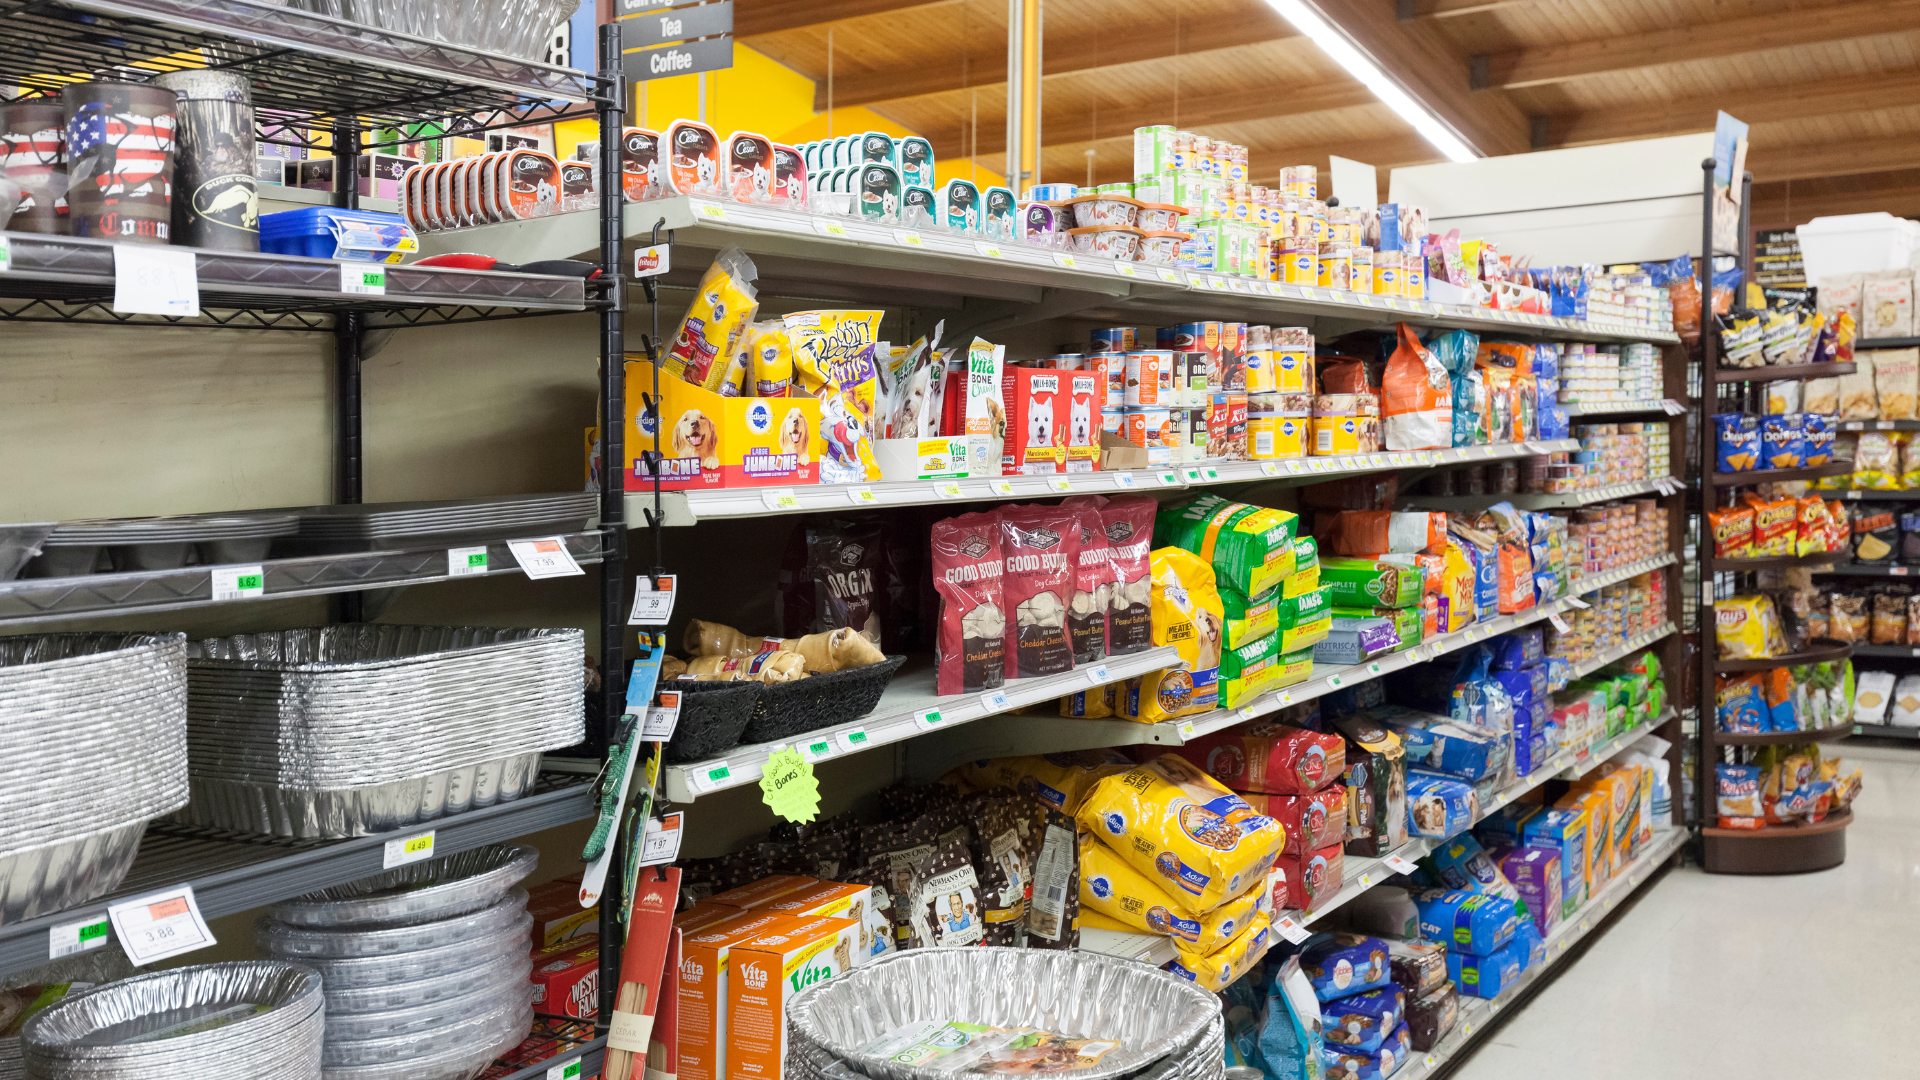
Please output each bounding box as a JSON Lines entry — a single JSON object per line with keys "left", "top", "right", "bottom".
{"left": 1272, "top": 916, "right": 1312, "bottom": 944}
{"left": 847, "top": 487, "right": 879, "bottom": 505}
{"left": 1112, "top": 261, "right": 1140, "bottom": 277}
{"left": 340, "top": 262, "right": 386, "bottom": 295}
{"left": 447, "top": 546, "right": 488, "bottom": 577}
{"left": 639, "top": 812, "right": 684, "bottom": 867}
{"left": 1286, "top": 461, "right": 1305, "bottom": 474}
{"left": 913, "top": 708, "right": 946, "bottom": 732}
{"left": 209, "top": 564, "right": 264, "bottom": 602}
{"left": 979, "top": 690, "right": 1010, "bottom": 712}
{"left": 630, "top": 573, "right": 677, "bottom": 625}
{"left": 760, "top": 487, "right": 803, "bottom": 511}
{"left": 1260, "top": 462, "right": 1280, "bottom": 476}
{"left": 1114, "top": 472, "right": 1138, "bottom": 488}
{"left": 812, "top": 218, "right": 848, "bottom": 237}
{"left": 113, "top": 244, "right": 199, "bottom": 317}
{"left": 931, "top": 480, "right": 966, "bottom": 499}
{"left": 1087, "top": 665, "right": 1111, "bottom": 684}
{"left": 1383, "top": 853, "right": 1420, "bottom": 875}
{"left": 108, "top": 886, "right": 214, "bottom": 966}
{"left": 509, "top": 537, "right": 585, "bottom": 579}
{"left": 1049, "top": 476, "right": 1074, "bottom": 492}
{"left": 49, "top": 915, "right": 111, "bottom": 960}
{"left": 1159, "top": 471, "right": 1180, "bottom": 486}
{"left": 973, "top": 241, "right": 1005, "bottom": 258}
{"left": 1548, "top": 613, "right": 1571, "bottom": 633}
{"left": 1299, "top": 287, "right": 1318, "bottom": 300}
{"left": 1052, "top": 253, "right": 1080, "bottom": 269}
{"left": 643, "top": 690, "right": 682, "bottom": 739}
{"left": 835, "top": 727, "right": 871, "bottom": 752}
{"left": 382, "top": 830, "right": 436, "bottom": 869}
{"left": 1158, "top": 268, "right": 1185, "bottom": 284}
{"left": 689, "top": 763, "right": 733, "bottom": 793}
{"left": 0, "top": 234, "right": 10, "bottom": 272}
{"left": 1204, "top": 467, "right": 1221, "bottom": 481}
{"left": 1184, "top": 468, "right": 1205, "bottom": 483}
{"left": 691, "top": 201, "right": 729, "bottom": 221}
{"left": 1563, "top": 595, "right": 1591, "bottom": 609}
{"left": 1177, "top": 720, "right": 1198, "bottom": 739}
{"left": 798, "top": 736, "right": 835, "bottom": 763}
{"left": 989, "top": 479, "right": 1016, "bottom": 496}
{"left": 891, "top": 229, "right": 926, "bottom": 248}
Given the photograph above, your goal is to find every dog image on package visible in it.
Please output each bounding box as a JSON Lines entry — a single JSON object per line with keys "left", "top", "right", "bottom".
{"left": 672, "top": 409, "right": 720, "bottom": 471}
{"left": 1076, "top": 753, "right": 1286, "bottom": 913}
{"left": 1117, "top": 547, "right": 1225, "bottom": 722}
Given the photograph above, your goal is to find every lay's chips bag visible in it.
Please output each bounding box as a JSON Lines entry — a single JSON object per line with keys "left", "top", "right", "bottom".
{"left": 1079, "top": 835, "right": 1267, "bottom": 957}
{"left": 1117, "top": 548, "right": 1224, "bottom": 723}
{"left": 787, "top": 309, "right": 884, "bottom": 483}
{"left": 666, "top": 246, "right": 759, "bottom": 390}
{"left": 1076, "top": 754, "right": 1287, "bottom": 914}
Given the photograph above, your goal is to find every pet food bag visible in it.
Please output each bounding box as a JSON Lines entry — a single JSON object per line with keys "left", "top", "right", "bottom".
{"left": 1320, "top": 1023, "right": 1411, "bottom": 1080}
{"left": 1220, "top": 584, "right": 1281, "bottom": 650}
{"left": 1078, "top": 835, "right": 1264, "bottom": 956}
{"left": 1333, "top": 713, "right": 1407, "bottom": 857}
{"left": 1157, "top": 493, "right": 1301, "bottom": 596}
{"left": 1116, "top": 547, "right": 1225, "bottom": 722}
{"left": 1299, "top": 932, "right": 1392, "bottom": 1002}
{"left": 1389, "top": 939, "right": 1450, "bottom": 999}
{"left": 1099, "top": 496, "right": 1158, "bottom": 655}
{"left": 1258, "top": 955, "right": 1327, "bottom": 1079}
{"left": 1219, "top": 632, "right": 1284, "bottom": 708}
{"left": 951, "top": 749, "right": 1135, "bottom": 813}
{"left": 1447, "top": 941, "right": 1522, "bottom": 999}
{"left": 1075, "top": 754, "right": 1286, "bottom": 913}
{"left": 998, "top": 503, "right": 1080, "bottom": 679}
{"left": 1382, "top": 323, "right": 1452, "bottom": 451}
{"left": 1165, "top": 913, "right": 1273, "bottom": 992}
{"left": 1239, "top": 786, "right": 1346, "bottom": 854}
{"left": 666, "top": 246, "right": 760, "bottom": 389}
{"left": 931, "top": 511, "right": 1008, "bottom": 695}
{"left": 788, "top": 309, "right": 885, "bottom": 483}
{"left": 1271, "top": 841, "right": 1344, "bottom": 911}
{"left": 1174, "top": 722, "right": 1346, "bottom": 795}
{"left": 1410, "top": 888, "right": 1517, "bottom": 956}
{"left": 1067, "top": 506, "right": 1114, "bottom": 664}
{"left": 1405, "top": 772, "right": 1476, "bottom": 838}
{"left": 1320, "top": 986, "right": 1405, "bottom": 1055}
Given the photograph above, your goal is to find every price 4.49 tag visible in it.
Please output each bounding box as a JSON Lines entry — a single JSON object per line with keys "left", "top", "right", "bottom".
{"left": 508, "top": 537, "right": 584, "bottom": 579}
{"left": 382, "top": 830, "right": 435, "bottom": 868}
{"left": 107, "top": 886, "right": 214, "bottom": 966}
{"left": 210, "top": 564, "right": 264, "bottom": 601}
{"left": 340, "top": 263, "right": 386, "bottom": 295}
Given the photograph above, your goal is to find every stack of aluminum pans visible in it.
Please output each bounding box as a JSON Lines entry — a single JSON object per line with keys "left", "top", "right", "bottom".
{"left": 281, "top": 495, "right": 597, "bottom": 554}
{"left": 19, "top": 962, "right": 324, "bottom": 1079}
{"left": 180, "top": 626, "right": 584, "bottom": 838}
{"left": 0, "top": 949, "right": 137, "bottom": 1080}
{"left": 26, "top": 513, "right": 300, "bottom": 577}
{"left": 258, "top": 849, "right": 539, "bottom": 1080}
{"left": 282, "top": 0, "right": 581, "bottom": 62}
{"left": 0, "top": 633, "right": 188, "bottom": 926}
{"left": 785, "top": 948, "right": 1225, "bottom": 1080}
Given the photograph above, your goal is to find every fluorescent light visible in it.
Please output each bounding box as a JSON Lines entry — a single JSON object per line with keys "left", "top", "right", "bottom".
{"left": 1263, "top": 0, "right": 1479, "bottom": 163}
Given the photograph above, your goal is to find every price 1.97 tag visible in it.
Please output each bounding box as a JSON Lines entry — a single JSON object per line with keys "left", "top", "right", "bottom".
{"left": 638, "top": 812, "right": 684, "bottom": 867}
{"left": 383, "top": 830, "right": 435, "bottom": 868}
{"left": 107, "top": 886, "right": 215, "bottom": 966}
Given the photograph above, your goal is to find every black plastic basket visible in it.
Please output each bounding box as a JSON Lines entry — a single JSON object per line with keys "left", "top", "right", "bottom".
{"left": 740, "top": 654, "right": 907, "bottom": 745}
{"left": 662, "top": 679, "right": 764, "bottom": 764}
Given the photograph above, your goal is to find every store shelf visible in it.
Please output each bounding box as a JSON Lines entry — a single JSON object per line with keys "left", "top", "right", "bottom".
{"left": 1711, "top": 462, "right": 1852, "bottom": 487}
{"left": 1847, "top": 644, "right": 1920, "bottom": 658}
{"left": 1818, "top": 563, "right": 1919, "bottom": 576}
{"left": 1858, "top": 338, "right": 1920, "bottom": 350}
{"left": 1713, "top": 361, "right": 1856, "bottom": 383}
{"left": 634, "top": 443, "right": 1579, "bottom": 526}
{"left": 1568, "top": 624, "right": 1676, "bottom": 680}
{"left": 1562, "top": 399, "right": 1688, "bottom": 417}
{"left": 1713, "top": 723, "right": 1858, "bottom": 746}
{"left": 660, "top": 645, "right": 1183, "bottom": 802}
{"left": 1702, "top": 807, "right": 1852, "bottom": 839}
{"left": 1852, "top": 723, "right": 1919, "bottom": 739}
{"left": 1838, "top": 419, "right": 1920, "bottom": 431}
{"left": 488, "top": 1026, "right": 606, "bottom": 1080}
{"left": 0, "top": 774, "right": 596, "bottom": 980}
{"left": 0, "top": 531, "right": 605, "bottom": 623}
{"left": 1711, "top": 553, "right": 1847, "bottom": 572}
{"left": 0, "top": 232, "right": 590, "bottom": 324}
{"left": 0, "top": 0, "right": 603, "bottom": 131}
{"left": 1714, "top": 640, "right": 1853, "bottom": 670}
{"left": 425, "top": 196, "right": 1679, "bottom": 345}
{"left": 1392, "top": 827, "right": 1687, "bottom": 1080}
{"left": 1404, "top": 478, "right": 1677, "bottom": 513}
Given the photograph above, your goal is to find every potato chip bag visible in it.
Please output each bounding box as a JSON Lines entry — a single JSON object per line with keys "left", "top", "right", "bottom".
{"left": 1742, "top": 493, "right": 1796, "bottom": 557}
{"left": 1078, "top": 835, "right": 1266, "bottom": 956}
{"left": 1707, "top": 506, "right": 1754, "bottom": 560}
{"left": 1853, "top": 431, "right": 1898, "bottom": 490}
{"left": 1714, "top": 594, "right": 1784, "bottom": 660}
{"left": 1076, "top": 754, "right": 1287, "bottom": 913}
{"left": 787, "top": 309, "right": 885, "bottom": 483}
{"left": 1166, "top": 913, "right": 1273, "bottom": 991}
{"left": 750, "top": 322, "right": 793, "bottom": 396}
{"left": 951, "top": 749, "right": 1136, "bottom": 813}
{"left": 1117, "top": 548, "right": 1225, "bottom": 722}
{"left": 665, "top": 246, "right": 760, "bottom": 389}
{"left": 1156, "top": 494, "right": 1300, "bottom": 596}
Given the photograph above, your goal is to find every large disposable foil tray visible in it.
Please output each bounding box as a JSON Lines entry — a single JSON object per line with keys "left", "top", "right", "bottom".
{"left": 172, "top": 751, "right": 544, "bottom": 839}
{"left": 0, "top": 819, "right": 146, "bottom": 930}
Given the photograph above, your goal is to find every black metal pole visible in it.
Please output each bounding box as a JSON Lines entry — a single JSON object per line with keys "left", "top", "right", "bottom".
{"left": 1695, "top": 157, "right": 1715, "bottom": 846}
{"left": 333, "top": 118, "right": 364, "bottom": 623}
{"left": 595, "top": 18, "right": 629, "bottom": 1036}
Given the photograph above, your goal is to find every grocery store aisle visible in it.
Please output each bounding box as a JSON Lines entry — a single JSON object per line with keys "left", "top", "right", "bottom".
{"left": 1453, "top": 749, "right": 1920, "bottom": 1079}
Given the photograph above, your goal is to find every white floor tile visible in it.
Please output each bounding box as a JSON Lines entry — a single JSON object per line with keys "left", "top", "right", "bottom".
{"left": 1451, "top": 753, "right": 1920, "bottom": 1080}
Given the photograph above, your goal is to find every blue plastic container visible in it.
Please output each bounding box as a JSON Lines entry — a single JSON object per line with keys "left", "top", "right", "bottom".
{"left": 259, "top": 206, "right": 418, "bottom": 263}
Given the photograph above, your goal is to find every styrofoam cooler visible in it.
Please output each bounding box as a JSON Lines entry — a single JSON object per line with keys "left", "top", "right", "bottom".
{"left": 1797, "top": 213, "right": 1920, "bottom": 282}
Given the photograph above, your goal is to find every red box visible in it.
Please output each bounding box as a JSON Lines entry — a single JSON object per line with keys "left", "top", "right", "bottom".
{"left": 1269, "top": 842, "right": 1344, "bottom": 912}
{"left": 1001, "top": 366, "right": 1067, "bottom": 476}
{"left": 532, "top": 939, "right": 601, "bottom": 1019}
{"left": 527, "top": 880, "right": 598, "bottom": 949}
{"left": 1062, "top": 370, "right": 1102, "bottom": 473}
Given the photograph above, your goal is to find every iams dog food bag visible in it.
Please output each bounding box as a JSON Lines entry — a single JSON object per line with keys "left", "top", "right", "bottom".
{"left": 999, "top": 503, "right": 1081, "bottom": 679}
{"left": 1076, "top": 753, "right": 1285, "bottom": 914}
{"left": 931, "top": 511, "right": 1007, "bottom": 695}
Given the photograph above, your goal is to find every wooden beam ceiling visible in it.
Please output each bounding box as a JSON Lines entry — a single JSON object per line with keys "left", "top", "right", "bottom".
{"left": 812, "top": 17, "right": 1295, "bottom": 112}
{"left": 736, "top": 0, "right": 963, "bottom": 38}
{"left": 1752, "top": 136, "right": 1920, "bottom": 185}
{"left": 1751, "top": 170, "right": 1920, "bottom": 229}
{"left": 1402, "top": 0, "right": 1533, "bottom": 17}
{"left": 1480, "top": 0, "right": 1920, "bottom": 89}
{"left": 1537, "top": 70, "right": 1920, "bottom": 149}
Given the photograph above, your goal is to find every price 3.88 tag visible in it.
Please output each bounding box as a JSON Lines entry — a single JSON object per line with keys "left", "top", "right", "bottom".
{"left": 107, "top": 886, "right": 215, "bottom": 966}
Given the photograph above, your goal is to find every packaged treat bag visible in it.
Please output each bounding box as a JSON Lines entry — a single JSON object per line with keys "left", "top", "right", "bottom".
{"left": 1174, "top": 722, "right": 1346, "bottom": 795}
{"left": 666, "top": 247, "right": 760, "bottom": 390}
{"left": 1165, "top": 913, "right": 1274, "bottom": 992}
{"left": 1320, "top": 986, "right": 1404, "bottom": 1055}
{"left": 997, "top": 503, "right": 1080, "bottom": 679}
{"left": 1406, "top": 984, "right": 1458, "bottom": 1052}
{"left": 1388, "top": 938, "right": 1449, "bottom": 998}
{"left": 1156, "top": 493, "right": 1300, "bottom": 595}
{"left": 1067, "top": 506, "right": 1113, "bottom": 663}
{"left": 1299, "top": 932, "right": 1391, "bottom": 1001}
{"left": 788, "top": 309, "right": 886, "bottom": 482}
{"left": 1078, "top": 835, "right": 1265, "bottom": 956}
{"left": 1382, "top": 322, "right": 1452, "bottom": 450}
{"left": 1075, "top": 754, "right": 1286, "bottom": 913}
{"left": 931, "top": 511, "right": 1007, "bottom": 695}
{"left": 1023, "top": 802, "right": 1080, "bottom": 950}
{"left": 952, "top": 749, "right": 1134, "bottom": 813}
{"left": 1240, "top": 786, "right": 1347, "bottom": 854}
{"left": 1321, "top": 1024, "right": 1411, "bottom": 1080}
{"left": 1098, "top": 496, "right": 1158, "bottom": 655}
{"left": 1116, "top": 547, "right": 1224, "bottom": 722}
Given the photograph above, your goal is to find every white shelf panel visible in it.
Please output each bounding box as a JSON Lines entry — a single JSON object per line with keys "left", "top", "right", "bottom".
{"left": 1563, "top": 398, "right": 1688, "bottom": 417}
{"left": 1404, "top": 477, "right": 1680, "bottom": 513}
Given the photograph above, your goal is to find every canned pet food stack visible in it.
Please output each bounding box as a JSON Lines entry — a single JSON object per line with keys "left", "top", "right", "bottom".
{"left": 257, "top": 846, "right": 540, "bottom": 1080}
{"left": 20, "top": 962, "right": 326, "bottom": 1079}
{"left": 0, "top": 633, "right": 188, "bottom": 926}
{"left": 785, "top": 947, "right": 1226, "bottom": 1080}
{"left": 178, "top": 625, "right": 585, "bottom": 838}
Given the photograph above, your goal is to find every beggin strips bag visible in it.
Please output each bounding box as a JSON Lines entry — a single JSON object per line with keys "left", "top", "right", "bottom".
{"left": 1079, "top": 835, "right": 1266, "bottom": 958}
{"left": 667, "top": 247, "right": 760, "bottom": 390}
{"left": 1075, "top": 754, "right": 1286, "bottom": 913}
{"left": 1117, "top": 547, "right": 1223, "bottom": 723}
{"left": 788, "top": 309, "right": 885, "bottom": 483}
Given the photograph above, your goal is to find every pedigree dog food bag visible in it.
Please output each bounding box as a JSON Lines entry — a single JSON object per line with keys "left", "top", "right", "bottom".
{"left": 1076, "top": 754, "right": 1286, "bottom": 914}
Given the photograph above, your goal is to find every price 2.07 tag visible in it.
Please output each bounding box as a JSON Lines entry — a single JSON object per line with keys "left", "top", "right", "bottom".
{"left": 382, "top": 830, "right": 435, "bottom": 869}
{"left": 108, "top": 886, "right": 214, "bottom": 966}
{"left": 340, "top": 262, "right": 386, "bottom": 295}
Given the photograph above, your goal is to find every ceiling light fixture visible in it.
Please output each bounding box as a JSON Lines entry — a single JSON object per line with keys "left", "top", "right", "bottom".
{"left": 1262, "top": 0, "right": 1480, "bottom": 163}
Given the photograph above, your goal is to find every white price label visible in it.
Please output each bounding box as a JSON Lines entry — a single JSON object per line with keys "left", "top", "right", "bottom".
{"left": 973, "top": 241, "right": 1005, "bottom": 258}
{"left": 689, "top": 763, "right": 733, "bottom": 793}
{"left": 760, "top": 487, "right": 803, "bottom": 511}
{"left": 691, "top": 201, "right": 729, "bottom": 221}
{"left": 812, "top": 218, "right": 848, "bottom": 237}
{"left": 1261, "top": 462, "right": 1280, "bottom": 476}
{"left": 1287, "top": 460, "right": 1305, "bottom": 474}
{"left": 1878, "top": 420, "right": 1897, "bottom": 430}
{"left": 1300, "top": 287, "right": 1318, "bottom": 300}
{"left": 1188, "top": 273, "right": 1210, "bottom": 289}
{"left": 932, "top": 480, "right": 966, "bottom": 499}
{"left": 49, "top": 915, "right": 111, "bottom": 960}
{"left": 508, "top": 537, "right": 584, "bottom": 579}
{"left": 1159, "top": 268, "right": 1185, "bottom": 284}
{"left": 633, "top": 244, "right": 670, "bottom": 277}
{"left": 1087, "top": 665, "right": 1111, "bottom": 684}
{"left": 113, "top": 244, "right": 199, "bottom": 317}
{"left": 1358, "top": 873, "right": 1372, "bottom": 888}
{"left": 1112, "top": 261, "right": 1140, "bottom": 277}
{"left": 979, "top": 691, "right": 1010, "bottom": 712}
{"left": 798, "top": 736, "right": 836, "bottom": 763}
{"left": 1052, "top": 253, "right": 1080, "bottom": 269}
{"left": 629, "top": 573, "right": 677, "bottom": 625}
{"left": 1548, "top": 614, "right": 1570, "bottom": 632}
{"left": 1159, "top": 471, "right": 1180, "bottom": 486}
{"left": 382, "top": 830, "right": 436, "bottom": 868}
{"left": 892, "top": 229, "right": 926, "bottom": 248}
{"left": 989, "top": 479, "right": 1016, "bottom": 496}
{"left": 1355, "top": 293, "right": 1373, "bottom": 306}
{"left": 108, "top": 886, "right": 214, "bottom": 966}
{"left": 1273, "top": 916, "right": 1312, "bottom": 944}
{"left": 1383, "top": 853, "right": 1420, "bottom": 875}
{"left": 835, "top": 727, "right": 870, "bottom": 752}
{"left": 1426, "top": 1055, "right": 1438, "bottom": 1069}
{"left": 447, "top": 545, "right": 488, "bottom": 577}
{"left": 639, "top": 812, "right": 684, "bottom": 867}
{"left": 643, "top": 689, "right": 682, "bottom": 739}
{"left": 913, "top": 708, "right": 946, "bottom": 732}
{"left": 1049, "top": 476, "right": 1074, "bottom": 492}
{"left": 209, "top": 564, "right": 264, "bottom": 601}
{"left": 1564, "top": 595, "right": 1591, "bottom": 609}
{"left": 848, "top": 486, "right": 878, "bottom": 505}
{"left": 0, "top": 234, "right": 10, "bottom": 272}
{"left": 1240, "top": 706, "right": 1260, "bottom": 720}
{"left": 1114, "top": 472, "right": 1138, "bottom": 488}
{"left": 340, "top": 262, "right": 386, "bottom": 294}
{"left": 1278, "top": 692, "right": 1294, "bottom": 706}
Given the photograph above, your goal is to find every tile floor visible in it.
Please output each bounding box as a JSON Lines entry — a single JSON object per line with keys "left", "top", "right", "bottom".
{"left": 1454, "top": 743, "right": 1920, "bottom": 1079}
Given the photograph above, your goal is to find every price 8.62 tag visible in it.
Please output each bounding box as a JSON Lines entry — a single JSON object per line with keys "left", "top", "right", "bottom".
{"left": 382, "top": 830, "right": 435, "bottom": 869}
{"left": 639, "top": 812, "right": 684, "bottom": 867}
{"left": 210, "top": 564, "right": 264, "bottom": 602}
{"left": 49, "top": 914, "right": 111, "bottom": 960}
{"left": 340, "top": 262, "right": 387, "bottom": 295}
{"left": 107, "top": 886, "right": 214, "bottom": 967}
{"left": 629, "top": 573, "right": 677, "bottom": 625}
{"left": 643, "top": 689, "right": 682, "bottom": 739}
{"left": 447, "top": 545, "right": 488, "bottom": 577}
{"left": 508, "top": 537, "right": 584, "bottom": 579}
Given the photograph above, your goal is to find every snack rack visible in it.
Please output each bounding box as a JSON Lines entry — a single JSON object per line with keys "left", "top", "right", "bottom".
{"left": 0, "top": 4, "right": 629, "bottom": 1075}
{"left": 1693, "top": 158, "right": 1859, "bottom": 874}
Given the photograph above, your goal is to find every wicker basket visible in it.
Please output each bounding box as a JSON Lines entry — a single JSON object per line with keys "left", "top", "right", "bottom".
{"left": 662, "top": 680, "right": 763, "bottom": 763}
{"left": 740, "top": 656, "right": 906, "bottom": 745}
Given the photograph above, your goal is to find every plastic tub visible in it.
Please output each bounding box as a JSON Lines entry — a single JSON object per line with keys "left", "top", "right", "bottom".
{"left": 1796, "top": 212, "right": 1920, "bottom": 282}
{"left": 258, "top": 206, "right": 418, "bottom": 263}
{"left": 258, "top": 888, "right": 526, "bottom": 958}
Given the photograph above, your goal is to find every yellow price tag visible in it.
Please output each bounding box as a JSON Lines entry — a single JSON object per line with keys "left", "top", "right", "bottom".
{"left": 759, "top": 748, "right": 821, "bottom": 823}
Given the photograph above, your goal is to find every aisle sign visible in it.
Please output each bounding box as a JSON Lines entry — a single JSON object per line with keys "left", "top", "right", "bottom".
{"left": 382, "top": 830, "right": 436, "bottom": 869}
{"left": 622, "top": 0, "right": 732, "bottom": 47}
{"left": 623, "top": 36, "right": 734, "bottom": 83}
{"left": 630, "top": 573, "right": 677, "bottom": 624}
{"left": 49, "top": 915, "right": 111, "bottom": 960}
{"left": 509, "top": 537, "right": 585, "bottom": 579}
{"left": 113, "top": 244, "right": 199, "bottom": 317}
{"left": 108, "top": 886, "right": 214, "bottom": 966}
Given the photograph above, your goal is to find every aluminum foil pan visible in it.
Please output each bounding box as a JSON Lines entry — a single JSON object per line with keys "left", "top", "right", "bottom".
{"left": 320, "top": 952, "right": 532, "bottom": 1017}
{"left": 172, "top": 752, "right": 543, "bottom": 839}
{"left": 259, "top": 889, "right": 528, "bottom": 959}
{"left": 321, "top": 987, "right": 531, "bottom": 1068}
{"left": 269, "top": 845, "right": 538, "bottom": 929}
{"left": 789, "top": 1015, "right": 1225, "bottom": 1080}
{"left": 315, "top": 1009, "right": 530, "bottom": 1080}
{"left": 0, "top": 817, "right": 147, "bottom": 928}
{"left": 290, "top": 912, "right": 532, "bottom": 990}
{"left": 323, "top": 973, "right": 529, "bottom": 1043}
{"left": 0, "top": 523, "right": 52, "bottom": 581}
{"left": 20, "top": 962, "right": 323, "bottom": 1079}
{"left": 785, "top": 948, "right": 1220, "bottom": 1080}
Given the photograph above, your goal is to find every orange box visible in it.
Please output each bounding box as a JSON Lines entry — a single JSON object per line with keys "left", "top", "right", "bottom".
{"left": 1062, "top": 370, "right": 1103, "bottom": 473}
{"left": 531, "top": 939, "right": 601, "bottom": 1019}
{"left": 675, "top": 900, "right": 745, "bottom": 934}
{"left": 625, "top": 360, "right": 826, "bottom": 491}
{"left": 1571, "top": 770, "right": 1638, "bottom": 876}
{"left": 1001, "top": 366, "right": 1067, "bottom": 476}
{"left": 1554, "top": 788, "right": 1612, "bottom": 890}
{"left": 760, "top": 881, "right": 892, "bottom": 962}
{"left": 707, "top": 875, "right": 817, "bottom": 910}
{"left": 677, "top": 912, "right": 803, "bottom": 1080}
{"left": 725, "top": 915, "right": 864, "bottom": 1080}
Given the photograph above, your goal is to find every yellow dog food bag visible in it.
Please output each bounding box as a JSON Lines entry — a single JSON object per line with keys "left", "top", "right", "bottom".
{"left": 665, "top": 246, "right": 760, "bottom": 391}
{"left": 1117, "top": 547, "right": 1225, "bottom": 723}
{"left": 1076, "top": 754, "right": 1287, "bottom": 914}
{"left": 950, "top": 750, "right": 1136, "bottom": 814}
{"left": 1166, "top": 913, "right": 1273, "bottom": 992}
{"left": 1079, "top": 836, "right": 1267, "bottom": 958}
{"left": 787, "top": 309, "right": 885, "bottom": 483}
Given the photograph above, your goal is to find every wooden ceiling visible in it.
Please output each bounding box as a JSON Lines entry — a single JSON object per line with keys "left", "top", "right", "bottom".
{"left": 740, "top": 0, "right": 1920, "bottom": 230}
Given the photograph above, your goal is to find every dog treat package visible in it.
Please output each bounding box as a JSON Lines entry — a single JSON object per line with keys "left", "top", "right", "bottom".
{"left": 951, "top": 749, "right": 1134, "bottom": 814}
{"left": 1116, "top": 547, "right": 1223, "bottom": 722}
{"left": 788, "top": 309, "right": 885, "bottom": 483}
{"left": 1068, "top": 506, "right": 1114, "bottom": 664}
{"left": 1001, "top": 366, "right": 1067, "bottom": 476}
{"left": 666, "top": 247, "right": 760, "bottom": 390}
{"left": 1097, "top": 496, "right": 1158, "bottom": 655}
{"left": 1403, "top": 984, "right": 1456, "bottom": 1052}
{"left": 1404, "top": 772, "right": 1477, "bottom": 838}
{"left": 1157, "top": 494, "right": 1301, "bottom": 596}
{"left": 1075, "top": 754, "right": 1286, "bottom": 914}
{"left": 1271, "top": 840, "right": 1344, "bottom": 911}
{"left": 961, "top": 790, "right": 1031, "bottom": 945}
{"left": 905, "top": 833, "right": 984, "bottom": 949}
{"left": 1166, "top": 913, "right": 1273, "bottom": 992}
{"left": 1320, "top": 1021, "right": 1410, "bottom": 1080}
{"left": 747, "top": 322, "right": 793, "bottom": 397}
{"left": 1239, "top": 786, "right": 1346, "bottom": 855}
{"left": 931, "top": 511, "right": 1008, "bottom": 695}
{"left": 1174, "top": 722, "right": 1346, "bottom": 795}
{"left": 1258, "top": 955, "right": 1328, "bottom": 1078}
{"left": 1299, "top": 932, "right": 1392, "bottom": 1002}
{"left": 1078, "top": 834, "right": 1262, "bottom": 955}
{"left": 998, "top": 503, "right": 1080, "bottom": 679}
{"left": 1387, "top": 938, "right": 1449, "bottom": 998}
{"left": 1411, "top": 887, "right": 1517, "bottom": 957}
{"left": 794, "top": 518, "right": 885, "bottom": 646}
{"left": 1019, "top": 802, "right": 1080, "bottom": 951}
{"left": 1320, "top": 986, "right": 1405, "bottom": 1055}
